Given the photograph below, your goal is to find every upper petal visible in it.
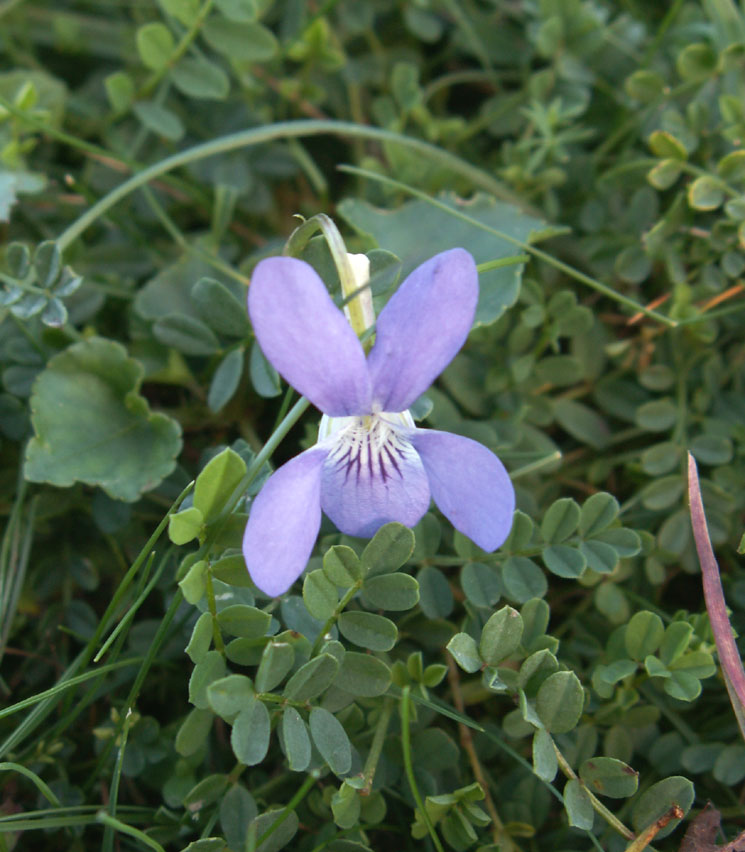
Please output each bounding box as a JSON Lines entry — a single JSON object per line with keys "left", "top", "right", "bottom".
{"left": 320, "top": 417, "right": 430, "bottom": 538}
{"left": 248, "top": 257, "right": 372, "bottom": 416}
{"left": 411, "top": 428, "right": 514, "bottom": 551}
{"left": 367, "top": 248, "right": 478, "bottom": 412}
{"left": 243, "top": 446, "right": 328, "bottom": 596}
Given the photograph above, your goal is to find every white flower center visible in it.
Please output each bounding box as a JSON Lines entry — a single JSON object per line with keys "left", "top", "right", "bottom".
{"left": 319, "top": 410, "right": 417, "bottom": 483}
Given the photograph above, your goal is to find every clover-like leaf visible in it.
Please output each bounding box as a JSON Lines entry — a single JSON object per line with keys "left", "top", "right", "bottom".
{"left": 24, "top": 338, "right": 182, "bottom": 501}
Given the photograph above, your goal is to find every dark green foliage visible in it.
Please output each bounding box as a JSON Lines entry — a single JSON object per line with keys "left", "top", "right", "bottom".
{"left": 2, "top": 1, "right": 745, "bottom": 851}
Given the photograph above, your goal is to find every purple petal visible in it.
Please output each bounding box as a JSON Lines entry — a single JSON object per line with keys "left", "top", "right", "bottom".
{"left": 243, "top": 447, "right": 328, "bottom": 596}
{"left": 249, "top": 257, "right": 371, "bottom": 416}
{"left": 411, "top": 428, "right": 514, "bottom": 551}
{"left": 320, "top": 418, "right": 430, "bottom": 538}
{"left": 367, "top": 249, "right": 478, "bottom": 412}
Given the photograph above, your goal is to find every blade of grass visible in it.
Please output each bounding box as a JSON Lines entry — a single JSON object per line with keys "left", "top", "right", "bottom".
{"left": 338, "top": 163, "right": 677, "bottom": 327}
{"left": 401, "top": 686, "right": 445, "bottom": 852}
{"left": 0, "top": 659, "right": 141, "bottom": 724}
{"left": 0, "top": 762, "right": 61, "bottom": 807}
{"left": 96, "top": 812, "right": 166, "bottom": 852}
{"left": 53, "top": 120, "right": 520, "bottom": 251}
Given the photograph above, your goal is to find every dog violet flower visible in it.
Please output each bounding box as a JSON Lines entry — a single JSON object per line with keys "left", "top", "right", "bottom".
{"left": 243, "top": 248, "right": 515, "bottom": 596}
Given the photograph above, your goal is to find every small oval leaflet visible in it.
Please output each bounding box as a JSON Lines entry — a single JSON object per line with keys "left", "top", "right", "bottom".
{"left": 231, "top": 696, "right": 271, "bottom": 766}
{"left": 309, "top": 707, "right": 352, "bottom": 775}
{"left": 282, "top": 707, "right": 311, "bottom": 772}
{"left": 579, "top": 757, "right": 639, "bottom": 798}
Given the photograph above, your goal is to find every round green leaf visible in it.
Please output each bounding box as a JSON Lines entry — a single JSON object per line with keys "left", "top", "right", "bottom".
{"left": 189, "top": 650, "right": 227, "bottom": 710}
{"left": 688, "top": 176, "right": 725, "bottom": 211}
{"left": 460, "top": 562, "right": 501, "bottom": 608}
{"left": 219, "top": 784, "right": 258, "bottom": 852}
{"left": 250, "top": 810, "right": 299, "bottom": 852}
{"left": 207, "top": 674, "right": 254, "bottom": 721}
{"left": 338, "top": 194, "right": 549, "bottom": 327}
{"left": 217, "top": 604, "right": 271, "bottom": 638}
{"left": 580, "top": 540, "right": 618, "bottom": 574}
{"left": 501, "top": 557, "right": 547, "bottom": 603}
{"left": 175, "top": 708, "right": 213, "bottom": 757}
{"left": 362, "top": 572, "right": 419, "bottom": 611}
{"left": 154, "top": 313, "right": 221, "bottom": 355}
{"left": 192, "top": 277, "right": 250, "bottom": 337}
{"left": 303, "top": 569, "right": 338, "bottom": 621}
{"left": 309, "top": 707, "right": 351, "bottom": 775}
{"left": 337, "top": 651, "right": 391, "bottom": 696}
{"left": 255, "top": 638, "right": 295, "bottom": 692}
{"left": 417, "top": 565, "right": 453, "bottom": 618}
{"left": 361, "top": 523, "right": 415, "bottom": 576}
{"left": 249, "top": 341, "right": 281, "bottom": 398}
{"left": 338, "top": 611, "right": 398, "bottom": 651}
{"left": 631, "top": 776, "right": 694, "bottom": 838}
{"left": 647, "top": 159, "right": 682, "bottom": 190}
{"left": 283, "top": 653, "right": 338, "bottom": 701}
{"left": 186, "top": 612, "right": 214, "bottom": 664}
{"left": 231, "top": 697, "right": 271, "bottom": 766}
{"left": 648, "top": 130, "right": 687, "bottom": 159}
{"left": 625, "top": 69, "right": 665, "bottom": 102}
{"left": 542, "top": 545, "right": 586, "bottom": 578}
{"left": 447, "top": 632, "right": 482, "bottom": 674}
{"left": 208, "top": 347, "right": 245, "bottom": 413}
{"left": 690, "top": 434, "right": 733, "bottom": 465}
{"left": 202, "top": 19, "right": 278, "bottom": 61}
{"left": 195, "top": 449, "right": 247, "bottom": 521}
{"left": 640, "top": 475, "right": 685, "bottom": 510}
{"left": 579, "top": 492, "right": 619, "bottom": 536}
{"left": 282, "top": 707, "right": 311, "bottom": 772}
{"left": 480, "top": 605, "right": 523, "bottom": 666}
{"left": 136, "top": 22, "right": 174, "bottom": 71}
{"left": 563, "top": 778, "right": 593, "bottom": 829}
{"left": 133, "top": 101, "right": 184, "bottom": 141}
{"left": 323, "top": 545, "right": 363, "bottom": 587}
{"left": 536, "top": 671, "right": 584, "bottom": 733}
{"left": 579, "top": 757, "right": 638, "bottom": 798}
{"left": 625, "top": 611, "right": 665, "bottom": 661}
{"left": 24, "top": 338, "right": 182, "bottom": 501}
{"left": 169, "top": 507, "right": 204, "bottom": 546}
{"left": 533, "top": 728, "right": 558, "bottom": 782}
{"left": 541, "top": 498, "right": 581, "bottom": 543}
{"left": 170, "top": 57, "right": 230, "bottom": 100}
{"left": 712, "top": 745, "right": 745, "bottom": 784}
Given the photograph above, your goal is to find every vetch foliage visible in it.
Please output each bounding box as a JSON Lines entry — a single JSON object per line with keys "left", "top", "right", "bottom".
{"left": 3, "top": 1, "right": 745, "bottom": 851}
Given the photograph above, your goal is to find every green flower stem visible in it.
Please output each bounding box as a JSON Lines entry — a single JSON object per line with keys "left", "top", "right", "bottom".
{"left": 204, "top": 572, "right": 225, "bottom": 655}
{"left": 310, "top": 581, "right": 363, "bottom": 657}
{"left": 94, "top": 552, "right": 161, "bottom": 662}
{"left": 361, "top": 696, "right": 395, "bottom": 795}
{"left": 476, "top": 254, "right": 530, "bottom": 272}
{"left": 101, "top": 707, "right": 135, "bottom": 852}
{"left": 0, "top": 762, "right": 60, "bottom": 808}
{"left": 338, "top": 164, "right": 678, "bottom": 327}
{"left": 138, "top": 0, "right": 215, "bottom": 100}
{"left": 55, "top": 120, "right": 514, "bottom": 251}
{"left": 231, "top": 396, "right": 312, "bottom": 513}
{"left": 255, "top": 693, "right": 309, "bottom": 711}
{"left": 96, "top": 812, "right": 166, "bottom": 852}
{"left": 254, "top": 773, "right": 317, "bottom": 850}
{"left": 553, "top": 743, "right": 635, "bottom": 841}
{"left": 401, "top": 686, "right": 445, "bottom": 852}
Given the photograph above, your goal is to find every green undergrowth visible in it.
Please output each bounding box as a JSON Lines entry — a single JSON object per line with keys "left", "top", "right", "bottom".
{"left": 2, "top": 1, "right": 745, "bottom": 851}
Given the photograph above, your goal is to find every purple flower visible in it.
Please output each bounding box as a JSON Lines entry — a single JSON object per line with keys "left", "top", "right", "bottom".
{"left": 243, "top": 248, "right": 515, "bottom": 596}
